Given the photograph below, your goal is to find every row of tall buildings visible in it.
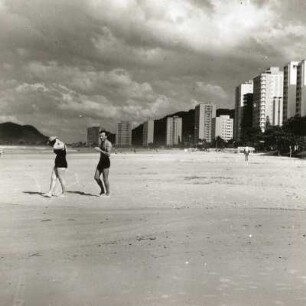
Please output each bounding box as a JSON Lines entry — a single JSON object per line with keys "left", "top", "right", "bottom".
{"left": 87, "top": 103, "right": 234, "bottom": 147}
{"left": 87, "top": 122, "right": 133, "bottom": 147}
{"left": 234, "top": 60, "right": 306, "bottom": 140}
{"left": 194, "top": 104, "right": 234, "bottom": 143}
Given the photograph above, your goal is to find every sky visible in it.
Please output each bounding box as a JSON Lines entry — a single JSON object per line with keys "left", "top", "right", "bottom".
{"left": 1, "top": 0, "right": 306, "bottom": 142}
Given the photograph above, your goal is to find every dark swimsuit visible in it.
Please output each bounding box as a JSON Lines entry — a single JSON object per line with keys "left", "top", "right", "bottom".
{"left": 97, "top": 141, "right": 110, "bottom": 171}
{"left": 54, "top": 146, "right": 67, "bottom": 168}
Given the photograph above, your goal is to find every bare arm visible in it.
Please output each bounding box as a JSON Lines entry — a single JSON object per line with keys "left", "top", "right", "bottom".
{"left": 94, "top": 147, "right": 104, "bottom": 154}
{"left": 94, "top": 142, "right": 112, "bottom": 157}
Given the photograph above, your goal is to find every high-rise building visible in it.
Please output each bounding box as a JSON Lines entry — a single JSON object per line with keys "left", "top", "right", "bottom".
{"left": 194, "top": 103, "right": 216, "bottom": 143}
{"left": 296, "top": 59, "right": 306, "bottom": 117}
{"left": 87, "top": 126, "right": 100, "bottom": 146}
{"left": 166, "top": 116, "right": 182, "bottom": 146}
{"left": 253, "top": 67, "right": 283, "bottom": 132}
{"left": 212, "top": 115, "right": 234, "bottom": 142}
{"left": 283, "top": 61, "right": 299, "bottom": 121}
{"left": 116, "top": 121, "right": 132, "bottom": 146}
{"left": 143, "top": 119, "right": 154, "bottom": 146}
{"left": 234, "top": 80, "right": 253, "bottom": 140}
{"left": 240, "top": 93, "right": 253, "bottom": 139}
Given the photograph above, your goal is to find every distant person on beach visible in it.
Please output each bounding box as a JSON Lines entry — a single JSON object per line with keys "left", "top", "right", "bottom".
{"left": 94, "top": 130, "right": 112, "bottom": 197}
{"left": 45, "top": 136, "right": 67, "bottom": 198}
{"left": 243, "top": 146, "right": 250, "bottom": 162}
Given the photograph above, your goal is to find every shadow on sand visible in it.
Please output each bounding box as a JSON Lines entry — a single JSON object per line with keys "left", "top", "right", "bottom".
{"left": 67, "top": 191, "right": 98, "bottom": 197}
{"left": 24, "top": 191, "right": 98, "bottom": 198}
{"left": 23, "top": 191, "right": 50, "bottom": 198}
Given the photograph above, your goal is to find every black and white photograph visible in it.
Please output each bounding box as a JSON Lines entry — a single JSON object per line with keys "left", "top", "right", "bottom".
{"left": 0, "top": 0, "right": 306, "bottom": 305}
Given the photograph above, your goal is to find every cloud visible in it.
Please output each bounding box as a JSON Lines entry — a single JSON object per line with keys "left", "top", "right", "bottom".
{"left": 1, "top": 0, "right": 305, "bottom": 62}
{"left": 1, "top": 0, "right": 306, "bottom": 141}
{"left": 88, "top": 0, "right": 275, "bottom": 55}
{"left": 195, "top": 82, "right": 227, "bottom": 101}
{"left": 0, "top": 61, "right": 176, "bottom": 140}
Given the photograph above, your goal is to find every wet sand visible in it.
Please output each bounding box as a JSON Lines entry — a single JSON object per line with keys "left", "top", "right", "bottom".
{"left": 0, "top": 151, "right": 306, "bottom": 306}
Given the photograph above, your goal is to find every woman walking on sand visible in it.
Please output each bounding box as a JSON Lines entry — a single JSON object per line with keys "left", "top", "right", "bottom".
{"left": 45, "top": 136, "right": 67, "bottom": 198}
{"left": 94, "top": 129, "right": 112, "bottom": 197}
{"left": 243, "top": 146, "right": 250, "bottom": 163}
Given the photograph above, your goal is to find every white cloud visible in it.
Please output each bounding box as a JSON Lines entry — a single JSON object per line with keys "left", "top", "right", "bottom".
{"left": 16, "top": 83, "right": 48, "bottom": 93}
{"left": 88, "top": 0, "right": 275, "bottom": 54}
{"left": 0, "top": 61, "right": 178, "bottom": 140}
{"left": 254, "top": 23, "right": 306, "bottom": 59}
{"left": 195, "top": 82, "right": 227, "bottom": 99}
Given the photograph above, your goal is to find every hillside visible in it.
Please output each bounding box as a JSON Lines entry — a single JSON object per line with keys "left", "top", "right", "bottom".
{"left": 0, "top": 122, "right": 48, "bottom": 145}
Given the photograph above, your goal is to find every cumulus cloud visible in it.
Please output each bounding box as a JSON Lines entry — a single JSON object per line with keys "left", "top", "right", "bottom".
{"left": 195, "top": 82, "right": 228, "bottom": 105}
{"left": 0, "top": 62, "right": 176, "bottom": 140}
{"left": 196, "top": 82, "right": 226, "bottom": 98}
{"left": 88, "top": 0, "right": 275, "bottom": 55}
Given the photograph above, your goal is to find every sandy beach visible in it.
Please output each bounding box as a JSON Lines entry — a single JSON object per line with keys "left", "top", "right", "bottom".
{"left": 0, "top": 150, "right": 306, "bottom": 306}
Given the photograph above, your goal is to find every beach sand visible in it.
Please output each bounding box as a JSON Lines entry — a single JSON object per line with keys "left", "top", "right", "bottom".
{"left": 0, "top": 151, "right": 306, "bottom": 306}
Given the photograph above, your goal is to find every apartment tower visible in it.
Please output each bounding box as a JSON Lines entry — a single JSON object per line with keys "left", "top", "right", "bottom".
{"left": 87, "top": 126, "right": 100, "bottom": 147}
{"left": 296, "top": 60, "right": 306, "bottom": 117}
{"left": 234, "top": 80, "right": 253, "bottom": 141}
{"left": 143, "top": 119, "right": 154, "bottom": 146}
{"left": 116, "top": 121, "right": 132, "bottom": 146}
{"left": 253, "top": 67, "right": 283, "bottom": 132}
{"left": 239, "top": 93, "right": 253, "bottom": 140}
{"left": 166, "top": 116, "right": 182, "bottom": 146}
{"left": 194, "top": 103, "right": 216, "bottom": 143}
{"left": 283, "top": 61, "right": 299, "bottom": 121}
{"left": 211, "top": 115, "right": 234, "bottom": 142}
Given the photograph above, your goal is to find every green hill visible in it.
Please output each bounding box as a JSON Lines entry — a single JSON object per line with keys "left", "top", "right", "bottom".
{"left": 0, "top": 122, "right": 48, "bottom": 145}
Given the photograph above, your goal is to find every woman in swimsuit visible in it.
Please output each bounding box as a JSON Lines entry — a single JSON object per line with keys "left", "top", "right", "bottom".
{"left": 45, "top": 136, "right": 67, "bottom": 197}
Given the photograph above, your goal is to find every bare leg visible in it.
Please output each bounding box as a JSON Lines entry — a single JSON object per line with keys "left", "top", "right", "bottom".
{"left": 56, "top": 168, "right": 66, "bottom": 195}
{"left": 94, "top": 168, "right": 105, "bottom": 194}
{"left": 245, "top": 153, "right": 249, "bottom": 164}
{"left": 102, "top": 168, "right": 110, "bottom": 195}
{"left": 46, "top": 167, "right": 57, "bottom": 197}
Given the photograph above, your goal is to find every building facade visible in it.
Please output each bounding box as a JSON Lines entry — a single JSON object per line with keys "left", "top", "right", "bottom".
{"left": 166, "top": 116, "right": 182, "bottom": 146}
{"left": 253, "top": 67, "right": 283, "bottom": 132}
{"left": 296, "top": 59, "right": 306, "bottom": 117}
{"left": 242, "top": 93, "right": 253, "bottom": 128}
{"left": 87, "top": 126, "right": 100, "bottom": 147}
{"left": 143, "top": 119, "right": 154, "bottom": 146}
{"left": 116, "top": 121, "right": 132, "bottom": 146}
{"left": 212, "top": 115, "right": 234, "bottom": 142}
{"left": 283, "top": 61, "right": 299, "bottom": 122}
{"left": 239, "top": 93, "right": 253, "bottom": 140}
{"left": 234, "top": 80, "right": 253, "bottom": 141}
{"left": 194, "top": 103, "right": 216, "bottom": 143}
